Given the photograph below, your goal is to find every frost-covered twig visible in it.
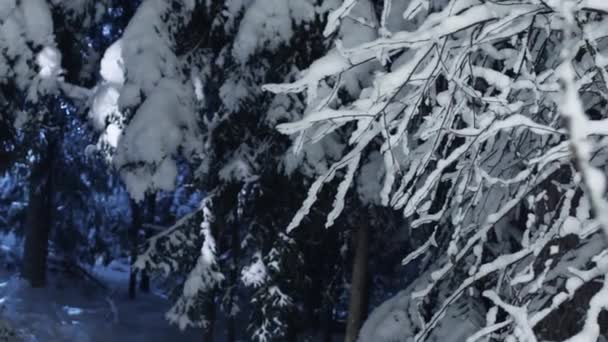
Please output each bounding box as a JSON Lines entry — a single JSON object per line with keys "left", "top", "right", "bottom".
{"left": 264, "top": 0, "right": 608, "bottom": 339}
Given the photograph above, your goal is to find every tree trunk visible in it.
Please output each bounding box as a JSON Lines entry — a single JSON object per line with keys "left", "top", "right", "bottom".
{"left": 344, "top": 224, "right": 369, "bottom": 342}
{"left": 0, "top": 118, "right": 15, "bottom": 172}
{"left": 128, "top": 269, "right": 137, "bottom": 299}
{"left": 322, "top": 303, "right": 333, "bottom": 342}
{"left": 227, "top": 218, "right": 240, "bottom": 342}
{"left": 227, "top": 218, "right": 241, "bottom": 342}
{"left": 287, "top": 313, "right": 298, "bottom": 342}
{"left": 22, "top": 139, "right": 56, "bottom": 288}
{"left": 129, "top": 198, "right": 142, "bottom": 299}
{"left": 139, "top": 193, "right": 156, "bottom": 293}
{"left": 139, "top": 270, "right": 150, "bottom": 293}
{"left": 204, "top": 298, "right": 216, "bottom": 342}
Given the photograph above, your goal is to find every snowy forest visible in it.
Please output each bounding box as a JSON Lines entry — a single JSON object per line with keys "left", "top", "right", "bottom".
{"left": 3, "top": 0, "right": 608, "bottom": 341}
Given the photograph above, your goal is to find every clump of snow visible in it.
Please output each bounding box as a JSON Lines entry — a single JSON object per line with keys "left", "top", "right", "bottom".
{"left": 0, "top": 0, "right": 61, "bottom": 128}
{"left": 116, "top": 83, "right": 188, "bottom": 164}
{"left": 119, "top": 159, "right": 178, "bottom": 203}
{"left": 21, "top": 0, "right": 54, "bottom": 45}
{"left": 119, "top": 1, "right": 178, "bottom": 98}
{"left": 561, "top": 216, "right": 581, "bottom": 235}
{"left": 356, "top": 151, "right": 384, "bottom": 205}
{"left": 233, "top": 0, "right": 292, "bottom": 63}
{"left": 241, "top": 252, "right": 267, "bottom": 288}
{"left": 114, "top": 78, "right": 200, "bottom": 201}
{"left": 90, "top": 85, "right": 120, "bottom": 131}
{"left": 218, "top": 157, "right": 256, "bottom": 182}
{"left": 100, "top": 39, "right": 125, "bottom": 85}
{"left": 232, "top": 0, "right": 316, "bottom": 63}
{"left": 219, "top": 75, "right": 250, "bottom": 112}
{"left": 36, "top": 46, "right": 62, "bottom": 79}
{"left": 0, "top": 1, "right": 17, "bottom": 19}
{"left": 99, "top": 0, "right": 203, "bottom": 201}
{"left": 191, "top": 70, "right": 204, "bottom": 102}
{"left": 89, "top": 39, "right": 126, "bottom": 159}
{"left": 103, "top": 123, "right": 123, "bottom": 150}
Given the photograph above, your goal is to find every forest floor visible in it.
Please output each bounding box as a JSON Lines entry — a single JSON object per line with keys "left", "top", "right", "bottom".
{"left": 0, "top": 257, "right": 203, "bottom": 342}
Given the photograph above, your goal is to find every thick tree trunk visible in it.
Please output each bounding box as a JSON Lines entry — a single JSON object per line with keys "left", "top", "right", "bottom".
{"left": 22, "top": 139, "right": 56, "bottom": 288}
{"left": 23, "top": 184, "right": 52, "bottom": 287}
{"left": 344, "top": 224, "right": 369, "bottom": 342}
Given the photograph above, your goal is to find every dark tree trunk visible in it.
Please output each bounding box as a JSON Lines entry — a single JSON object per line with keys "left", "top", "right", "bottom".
{"left": 0, "top": 117, "right": 15, "bottom": 172}
{"left": 227, "top": 217, "right": 240, "bottom": 342}
{"left": 139, "top": 269, "right": 150, "bottom": 293}
{"left": 204, "top": 297, "right": 216, "bottom": 342}
{"left": 286, "top": 313, "right": 298, "bottom": 342}
{"left": 344, "top": 223, "right": 369, "bottom": 342}
{"left": 139, "top": 193, "right": 156, "bottom": 293}
{"left": 23, "top": 187, "right": 51, "bottom": 287}
{"left": 128, "top": 269, "right": 137, "bottom": 299}
{"left": 227, "top": 315, "right": 235, "bottom": 342}
{"left": 322, "top": 303, "right": 333, "bottom": 342}
{"left": 22, "top": 138, "right": 57, "bottom": 288}
{"left": 129, "top": 198, "right": 142, "bottom": 299}
{"left": 0, "top": 151, "right": 14, "bottom": 172}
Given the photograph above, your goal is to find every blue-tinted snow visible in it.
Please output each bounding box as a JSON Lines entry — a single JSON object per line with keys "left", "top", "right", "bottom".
{"left": 0, "top": 260, "right": 203, "bottom": 342}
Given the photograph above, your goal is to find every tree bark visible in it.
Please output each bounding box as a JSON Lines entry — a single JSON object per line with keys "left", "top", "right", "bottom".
{"left": 22, "top": 139, "right": 57, "bottom": 288}
{"left": 344, "top": 223, "right": 369, "bottom": 342}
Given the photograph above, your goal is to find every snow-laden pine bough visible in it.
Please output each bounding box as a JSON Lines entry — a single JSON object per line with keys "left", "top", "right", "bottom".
{"left": 87, "top": 0, "right": 352, "bottom": 339}
{"left": 264, "top": 0, "right": 608, "bottom": 340}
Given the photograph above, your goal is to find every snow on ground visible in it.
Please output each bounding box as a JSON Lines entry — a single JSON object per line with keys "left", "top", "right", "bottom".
{"left": 0, "top": 259, "right": 203, "bottom": 342}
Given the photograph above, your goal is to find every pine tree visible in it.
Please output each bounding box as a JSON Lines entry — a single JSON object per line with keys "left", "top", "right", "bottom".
{"left": 99, "top": 1, "right": 380, "bottom": 340}
{"left": 1, "top": 0, "right": 138, "bottom": 287}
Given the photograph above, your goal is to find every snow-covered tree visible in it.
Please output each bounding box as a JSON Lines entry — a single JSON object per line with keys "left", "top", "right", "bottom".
{"left": 116, "top": 1, "right": 318, "bottom": 339}
{"left": 90, "top": 1, "right": 395, "bottom": 340}
{"left": 0, "top": 0, "right": 140, "bottom": 287}
{"left": 266, "top": 0, "right": 608, "bottom": 340}
{"left": 14, "top": 0, "right": 608, "bottom": 340}
{"left": 1, "top": 0, "right": 72, "bottom": 287}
